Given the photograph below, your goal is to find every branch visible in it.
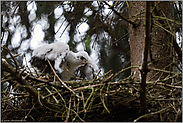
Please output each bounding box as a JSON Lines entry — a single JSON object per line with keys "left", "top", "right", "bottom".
{"left": 173, "top": 37, "right": 182, "bottom": 63}
{"left": 103, "top": 1, "right": 139, "bottom": 27}
{"left": 139, "top": 1, "right": 151, "bottom": 116}
{"left": 134, "top": 105, "right": 172, "bottom": 122}
{"left": 2, "top": 46, "right": 19, "bottom": 71}
{"left": 1, "top": 59, "right": 63, "bottom": 113}
{"left": 46, "top": 58, "right": 82, "bottom": 99}
{"left": 27, "top": 76, "right": 64, "bottom": 89}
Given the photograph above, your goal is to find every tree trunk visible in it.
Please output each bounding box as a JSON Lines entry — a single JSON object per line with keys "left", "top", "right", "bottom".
{"left": 128, "top": 1, "right": 174, "bottom": 81}
{"left": 128, "top": 1, "right": 174, "bottom": 118}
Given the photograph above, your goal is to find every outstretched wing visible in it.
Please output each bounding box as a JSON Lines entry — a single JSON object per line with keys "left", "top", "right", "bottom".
{"left": 30, "top": 42, "right": 99, "bottom": 81}
{"left": 30, "top": 42, "right": 70, "bottom": 74}
{"left": 32, "top": 42, "right": 69, "bottom": 60}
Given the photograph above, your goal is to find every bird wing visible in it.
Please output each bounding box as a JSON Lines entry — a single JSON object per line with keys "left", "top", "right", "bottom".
{"left": 30, "top": 42, "right": 99, "bottom": 81}
{"left": 30, "top": 42, "right": 70, "bottom": 74}
{"left": 32, "top": 42, "right": 70, "bottom": 60}
{"left": 54, "top": 52, "right": 68, "bottom": 74}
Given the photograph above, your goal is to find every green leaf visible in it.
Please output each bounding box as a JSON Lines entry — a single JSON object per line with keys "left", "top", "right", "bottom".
{"left": 85, "top": 36, "right": 91, "bottom": 54}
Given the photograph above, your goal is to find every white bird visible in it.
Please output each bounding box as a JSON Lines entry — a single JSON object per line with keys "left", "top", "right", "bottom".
{"left": 30, "top": 42, "right": 99, "bottom": 81}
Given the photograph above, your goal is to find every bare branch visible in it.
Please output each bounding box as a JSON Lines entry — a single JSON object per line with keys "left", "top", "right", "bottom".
{"left": 139, "top": 1, "right": 152, "bottom": 116}
{"left": 103, "top": 1, "right": 139, "bottom": 27}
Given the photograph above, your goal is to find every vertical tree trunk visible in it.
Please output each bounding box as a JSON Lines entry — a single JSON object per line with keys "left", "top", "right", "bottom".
{"left": 128, "top": 1, "right": 174, "bottom": 118}
{"left": 129, "top": 1, "right": 174, "bottom": 81}
{"left": 128, "top": 1, "right": 146, "bottom": 80}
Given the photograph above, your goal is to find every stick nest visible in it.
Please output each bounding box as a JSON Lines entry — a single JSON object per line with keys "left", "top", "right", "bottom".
{"left": 1, "top": 49, "right": 182, "bottom": 122}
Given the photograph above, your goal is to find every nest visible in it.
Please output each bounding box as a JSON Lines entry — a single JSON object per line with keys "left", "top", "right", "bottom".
{"left": 1, "top": 47, "right": 182, "bottom": 122}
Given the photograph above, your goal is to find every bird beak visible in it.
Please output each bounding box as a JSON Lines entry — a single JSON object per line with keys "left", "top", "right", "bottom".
{"left": 82, "top": 60, "right": 87, "bottom": 64}
{"left": 81, "top": 60, "right": 87, "bottom": 64}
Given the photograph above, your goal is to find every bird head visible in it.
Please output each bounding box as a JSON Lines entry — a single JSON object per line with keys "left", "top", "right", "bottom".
{"left": 75, "top": 51, "right": 90, "bottom": 65}
{"left": 77, "top": 56, "right": 88, "bottom": 64}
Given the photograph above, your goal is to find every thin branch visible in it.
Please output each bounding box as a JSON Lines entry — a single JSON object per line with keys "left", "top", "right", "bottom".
{"left": 1, "top": 59, "right": 63, "bottom": 113}
{"left": 46, "top": 58, "right": 82, "bottom": 99}
{"left": 65, "top": 96, "right": 71, "bottom": 122}
{"left": 149, "top": 68, "right": 182, "bottom": 75}
{"left": 45, "top": 87, "right": 59, "bottom": 104}
{"left": 27, "top": 76, "right": 64, "bottom": 89}
{"left": 11, "top": 1, "right": 20, "bottom": 17}
{"left": 2, "top": 46, "right": 19, "bottom": 71}
{"left": 83, "top": 87, "right": 94, "bottom": 111}
{"left": 103, "top": 1, "right": 139, "bottom": 27}
{"left": 139, "top": 1, "right": 151, "bottom": 116}
{"left": 172, "top": 37, "right": 182, "bottom": 63}
{"left": 154, "top": 21, "right": 176, "bottom": 37}
{"left": 133, "top": 105, "right": 173, "bottom": 122}
{"left": 153, "top": 15, "right": 182, "bottom": 26}
{"left": 111, "top": 65, "right": 139, "bottom": 80}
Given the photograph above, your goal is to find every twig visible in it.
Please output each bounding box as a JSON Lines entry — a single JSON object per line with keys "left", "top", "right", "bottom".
{"left": 174, "top": 108, "right": 181, "bottom": 122}
{"left": 70, "top": 108, "right": 85, "bottom": 122}
{"left": 27, "top": 76, "right": 64, "bottom": 89}
{"left": 92, "top": 69, "right": 102, "bottom": 82}
{"left": 73, "top": 98, "right": 80, "bottom": 121}
{"left": 65, "top": 96, "right": 71, "bottom": 122}
{"left": 55, "top": 18, "right": 66, "bottom": 34}
{"left": 97, "top": 69, "right": 113, "bottom": 80}
{"left": 81, "top": 91, "right": 86, "bottom": 113}
{"left": 100, "top": 89, "right": 110, "bottom": 113}
{"left": 11, "top": 1, "right": 20, "bottom": 17}
{"left": 133, "top": 105, "right": 172, "bottom": 122}
{"left": 22, "top": 102, "right": 37, "bottom": 121}
{"left": 103, "top": 73, "right": 113, "bottom": 82}
{"left": 60, "top": 21, "right": 70, "bottom": 38}
{"left": 153, "top": 15, "right": 182, "bottom": 26}
{"left": 154, "top": 21, "right": 176, "bottom": 37}
{"left": 83, "top": 87, "right": 94, "bottom": 111}
{"left": 149, "top": 68, "right": 182, "bottom": 75}
{"left": 45, "top": 87, "right": 59, "bottom": 104}
{"left": 2, "top": 59, "right": 64, "bottom": 113}
{"left": 111, "top": 66, "right": 139, "bottom": 81}
{"left": 6, "top": 53, "right": 21, "bottom": 60}
{"left": 1, "top": 46, "right": 19, "bottom": 71}
{"left": 37, "top": 90, "right": 43, "bottom": 106}
{"left": 51, "top": 86, "right": 67, "bottom": 106}
{"left": 46, "top": 58, "right": 82, "bottom": 99}
{"left": 19, "top": 67, "right": 27, "bottom": 77}
{"left": 172, "top": 36, "right": 182, "bottom": 63}
{"left": 103, "top": 1, "right": 139, "bottom": 27}
{"left": 113, "top": 33, "right": 129, "bottom": 44}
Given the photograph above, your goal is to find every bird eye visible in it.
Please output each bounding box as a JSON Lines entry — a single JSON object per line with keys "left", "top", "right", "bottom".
{"left": 80, "top": 56, "right": 85, "bottom": 60}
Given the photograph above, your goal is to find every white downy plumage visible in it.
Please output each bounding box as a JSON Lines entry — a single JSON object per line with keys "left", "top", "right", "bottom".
{"left": 31, "top": 42, "right": 98, "bottom": 81}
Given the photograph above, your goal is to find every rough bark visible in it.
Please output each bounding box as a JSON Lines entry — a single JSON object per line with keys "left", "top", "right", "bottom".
{"left": 128, "top": 2, "right": 174, "bottom": 119}
{"left": 128, "top": 1, "right": 146, "bottom": 80}
{"left": 128, "top": 1, "right": 174, "bottom": 81}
